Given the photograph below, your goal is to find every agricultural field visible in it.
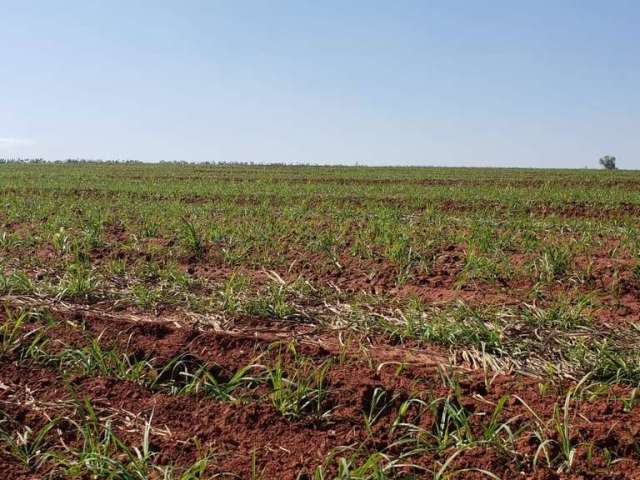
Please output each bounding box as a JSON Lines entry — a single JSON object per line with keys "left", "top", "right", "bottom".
{"left": 1, "top": 162, "right": 640, "bottom": 479}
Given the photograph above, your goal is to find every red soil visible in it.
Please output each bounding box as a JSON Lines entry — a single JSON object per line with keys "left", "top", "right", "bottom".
{"left": 2, "top": 309, "right": 640, "bottom": 479}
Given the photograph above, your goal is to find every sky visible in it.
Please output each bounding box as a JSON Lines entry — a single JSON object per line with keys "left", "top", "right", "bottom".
{"left": 1, "top": 1, "right": 639, "bottom": 168}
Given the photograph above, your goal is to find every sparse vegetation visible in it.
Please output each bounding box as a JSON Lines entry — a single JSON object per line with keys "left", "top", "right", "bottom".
{"left": 1, "top": 162, "right": 639, "bottom": 478}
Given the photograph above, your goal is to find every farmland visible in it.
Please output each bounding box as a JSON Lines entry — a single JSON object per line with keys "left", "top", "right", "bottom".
{"left": 1, "top": 162, "right": 640, "bottom": 479}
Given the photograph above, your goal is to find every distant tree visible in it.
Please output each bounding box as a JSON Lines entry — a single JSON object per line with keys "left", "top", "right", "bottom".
{"left": 599, "top": 155, "right": 617, "bottom": 170}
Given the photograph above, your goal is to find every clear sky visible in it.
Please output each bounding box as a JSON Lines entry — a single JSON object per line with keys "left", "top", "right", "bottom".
{"left": 1, "top": 1, "right": 639, "bottom": 168}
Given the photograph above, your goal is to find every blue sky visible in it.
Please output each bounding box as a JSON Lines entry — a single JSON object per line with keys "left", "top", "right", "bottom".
{"left": 1, "top": 1, "right": 638, "bottom": 168}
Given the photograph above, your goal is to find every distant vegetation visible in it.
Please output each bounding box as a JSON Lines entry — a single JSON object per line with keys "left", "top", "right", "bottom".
{"left": 599, "top": 155, "right": 617, "bottom": 170}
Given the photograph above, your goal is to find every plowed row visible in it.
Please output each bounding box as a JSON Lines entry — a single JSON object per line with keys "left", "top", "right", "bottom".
{"left": 2, "top": 307, "right": 640, "bottom": 479}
